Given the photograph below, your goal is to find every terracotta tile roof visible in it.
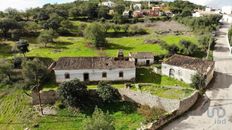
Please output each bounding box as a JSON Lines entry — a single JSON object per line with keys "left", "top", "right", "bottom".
{"left": 163, "top": 54, "right": 215, "bottom": 74}
{"left": 130, "top": 52, "right": 154, "bottom": 59}
{"left": 54, "top": 57, "right": 135, "bottom": 70}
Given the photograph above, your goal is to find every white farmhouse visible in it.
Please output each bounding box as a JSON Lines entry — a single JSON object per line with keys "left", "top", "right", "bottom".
{"left": 53, "top": 57, "right": 136, "bottom": 83}
{"left": 162, "top": 54, "right": 215, "bottom": 86}
{"left": 129, "top": 52, "right": 154, "bottom": 66}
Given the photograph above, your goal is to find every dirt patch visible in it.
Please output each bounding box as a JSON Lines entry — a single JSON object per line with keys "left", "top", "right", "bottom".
{"left": 143, "top": 21, "right": 190, "bottom": 32}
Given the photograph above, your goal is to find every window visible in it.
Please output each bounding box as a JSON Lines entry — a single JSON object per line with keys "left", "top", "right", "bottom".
{"left": 102, "top": 72, "right": 107, "bottom": 78}
{"left": 119, "top": 71, "right": 124, "bottom": 78}
{"left": 169, "top": 69, "right": 175, "bottom": 77}
{"left": 64, "top": 73, "right": 70, "bottom": 79}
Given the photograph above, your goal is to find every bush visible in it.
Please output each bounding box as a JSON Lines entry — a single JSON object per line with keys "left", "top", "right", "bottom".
{"left": 97, "top": 81, "right": 120, "bottom": 103}
{"left": 83, "top": 107, "right": 115, "bottom": 130}
{"left": 138, "top": 105, "right": 167, "bottom": 122}
{"left": 129, "top": 25, "right": 146, "bottom": 35}
{"left": 58, "top": 79, "right": 88, "bottom": 107}
{"left": 191, "top": 73, "right": 206, "bottom": 90}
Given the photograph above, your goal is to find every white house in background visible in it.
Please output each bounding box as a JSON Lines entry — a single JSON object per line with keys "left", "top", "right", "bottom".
{"left": 129, "top": 52, "right": 154, "bottom": 66}
{"left": 205, "top": 7, "right": 213, "bottom": 12}
{"left": 53, "top": 56, "right": 136, "bottom": 83}
{"left": 162, "top": 54, "right": 215, "bottom": 86}
{"left": 222, "top": 6, "right": 232, "bottom": 14}
{"left": 222, "top": 14, "right": 232, "bottom": 23}
{"left": 99, "top": 1, "right": 116, "bottom": 8}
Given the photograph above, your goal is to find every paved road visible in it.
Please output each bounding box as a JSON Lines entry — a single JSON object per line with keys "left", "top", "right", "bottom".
{"left": 161, "top": 23, "right": 232, "bottom": 130}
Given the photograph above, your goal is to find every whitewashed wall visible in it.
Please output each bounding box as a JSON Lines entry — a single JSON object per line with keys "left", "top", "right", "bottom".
{"left": 129, "top": 58, "right": 154, "bottom": 66}
{"left": 162, "top": 63, "right": 214, "bottom": 86}
{"left": 55, "top": 68, "right": 136, "bottom": 82}
{"left": 222, "top": 15, "right": 232, "bottom": 23}
{"left": 162, "top": 63, "right": 197, "bottom": 84}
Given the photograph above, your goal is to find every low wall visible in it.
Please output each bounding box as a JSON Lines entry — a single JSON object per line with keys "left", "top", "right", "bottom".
{"left": 118, "top": 88, "right": 179, "bottom": 112}
{"left": 32, "top": 90, "right": 58, "bottom": 105}
{"left": 139, "top": 91, "right": 199, "bottom": 130}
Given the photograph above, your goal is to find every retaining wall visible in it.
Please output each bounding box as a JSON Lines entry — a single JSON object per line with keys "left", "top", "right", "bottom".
{"left": 118, "top": 89, "right": 199, "bottom": 130}
{"left": 32, "top": 90, "right": 58, "bottom": 105}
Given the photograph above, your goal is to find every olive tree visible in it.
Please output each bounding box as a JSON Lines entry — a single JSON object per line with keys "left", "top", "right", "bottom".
{"left": 38, "top": 29, "right": 58, "bottom": 47}
{"left": 0, "top": 59, "right": 13, "bottom": 82}
{"left": 58, "top": 79, "right": 88, "bottom": 107}
{"left": 84, "top": 22, "right": 106, "bottom": 48}
{"left": 22, "top": 58, "right": 49, "bottom": 114}
{"left": 16, "top": 39, "right": 29, "bottom": 57}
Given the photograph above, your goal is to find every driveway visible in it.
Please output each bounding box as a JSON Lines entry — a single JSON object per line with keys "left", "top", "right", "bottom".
{"left": 161, "top": 23, "right": 232, "bottom": 130}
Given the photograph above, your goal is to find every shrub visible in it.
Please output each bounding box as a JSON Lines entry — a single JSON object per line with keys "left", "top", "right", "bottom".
{"left": 138, "top": 105, "right": 167, "bottom": 122}
{"left": 129, "top": 25, "right": 146, "bottom": 35}
{"left": 97, "top": 81, "right": 120, "bottom": 103}
{"left": 58, "top": 79, "right": 88, "bottom": 107}
{"left": 191, "top": 73, "right": 206, "bottom": 90}
{"left": 83, "top": 107, "right": 115, "bottom": 130}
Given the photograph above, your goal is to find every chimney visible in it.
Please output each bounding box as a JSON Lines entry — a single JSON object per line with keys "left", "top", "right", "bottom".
{"left": 118, "top": 49, "right": 124, "bottom": 60}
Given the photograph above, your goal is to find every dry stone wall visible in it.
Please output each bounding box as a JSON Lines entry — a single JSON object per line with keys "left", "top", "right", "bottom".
{"left": 32, "top": 90, "right": 58, "bottom": 105}
{"left": 118, "top": 88, "right": 180, "bottom": 112}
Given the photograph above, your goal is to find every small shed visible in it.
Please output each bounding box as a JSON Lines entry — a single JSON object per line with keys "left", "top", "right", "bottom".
{"left": 129, "top": 52, "right": 154, "bottom": 66}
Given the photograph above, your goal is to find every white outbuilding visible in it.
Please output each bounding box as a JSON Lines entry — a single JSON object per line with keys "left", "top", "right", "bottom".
{"left": 53, "top": 57, "right": 136, "bottom": 83}
{"left": 162, "top": 54, "right": 215, "bottom": 86}
{"left": 129, "top": 52, "right": 154, "bottom": 66}
{"left": 222, "top": 14, "right": 232, "bottom": 23}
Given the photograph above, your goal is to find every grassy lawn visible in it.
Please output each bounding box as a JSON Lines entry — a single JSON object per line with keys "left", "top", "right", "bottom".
{"left": 136, "top": 68, "right": 194, "bottom": 99}
{"left": 24, "top": 33, "right": 198, "bottom": 60}
{"left": 140, "top": 85, "right": 193, "bottom": 99}
{"left": 0, "top": 88, "right": 39, "bottom": 130}
{"left": 136, "top": 68, "right": 190, "bottom": 88}
{"left": 0, "top": 87, "right": 144, "bottom": 130}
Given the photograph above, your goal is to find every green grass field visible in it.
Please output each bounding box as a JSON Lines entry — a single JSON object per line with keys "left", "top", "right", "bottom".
{"left": 136, "top": 68, "right": 193, "bottom": 99}
{"left": 1, "top": 20, "right": 199, "bottom": 60}
{"left": 0, "top": 87, "right": 144, "bottom": 130}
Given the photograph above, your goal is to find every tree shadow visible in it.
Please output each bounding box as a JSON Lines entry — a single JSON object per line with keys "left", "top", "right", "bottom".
{"left": 106, "top": 32, "right": 148, "bottom": 38}
{"left": 0, "top": 43, "right": 12, "bottom": 57}
{"left": 106, "top": 42, "right": 133, "bottom": 51}
{"left": 46, "top": 41, "right": 74, "bottom": 49}
{"left": 191, "top": 50, "right": 207, "bottom": 59}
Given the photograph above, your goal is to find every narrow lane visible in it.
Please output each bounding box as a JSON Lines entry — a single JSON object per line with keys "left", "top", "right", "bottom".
{"left": 161, "top": 23, "right": 232, "bottom": 130}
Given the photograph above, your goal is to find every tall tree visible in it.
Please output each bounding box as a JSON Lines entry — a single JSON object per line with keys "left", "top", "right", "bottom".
{"left": 84, "top": 22, "right": 106, "bottom": 47}
{"left": 0, "top": 18, "right": 21, "bottom": 38}
{"left": 38, "top": 29, "right": 58, "bottom": 47}
{"left": 22, "top": 58, "right": 49, "bottom": 114}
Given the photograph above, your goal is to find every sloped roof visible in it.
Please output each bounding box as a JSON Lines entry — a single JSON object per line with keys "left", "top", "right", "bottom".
{"left": 54, "top": 57, "right": 135, "bottom": 70}
{"left": 130, "top": 52, "right": 154, "bottom": 59}
{"left": 163, "top": 54, "right": 215, "bottom": 74}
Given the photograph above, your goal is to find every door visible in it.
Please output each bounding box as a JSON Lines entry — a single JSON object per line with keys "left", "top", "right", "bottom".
{"left": 146, "top": 60, "right": 150, "bottom": 66}
{"left": 135, "top": 58, "right": 138, "bottom": 65}
{"left": 83, "top": 73, "right": 89, "bottom": 82}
